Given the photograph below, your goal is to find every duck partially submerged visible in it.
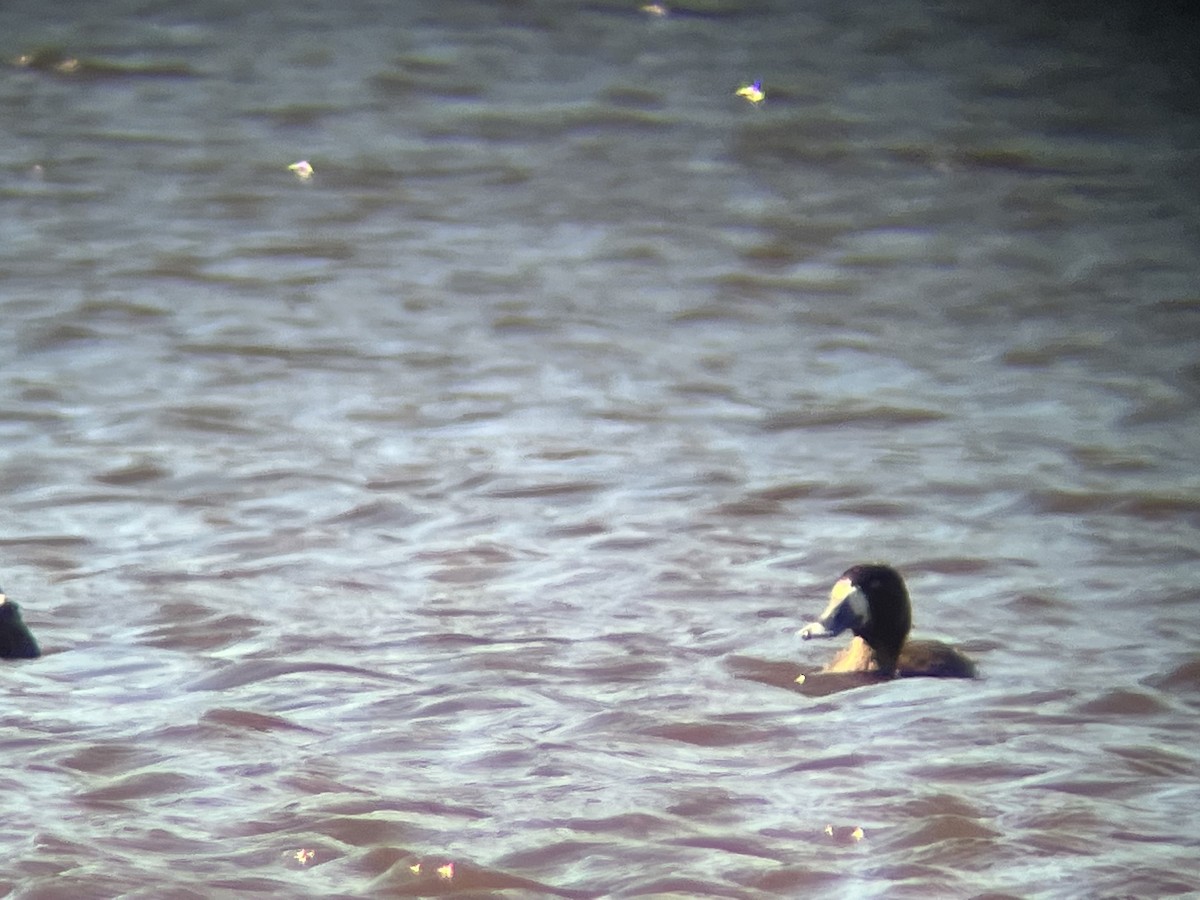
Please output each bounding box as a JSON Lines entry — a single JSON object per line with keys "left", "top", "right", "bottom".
{"left": 799, "top": 564, "right": 975, "bottom": 678}
{"left": 0, "top": 589, "right": 40, "bottom": 659}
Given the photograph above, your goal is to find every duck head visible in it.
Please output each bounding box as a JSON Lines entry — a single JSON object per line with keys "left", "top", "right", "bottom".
{"left": 797, "top": 564, "right": 912, "bottom": 676}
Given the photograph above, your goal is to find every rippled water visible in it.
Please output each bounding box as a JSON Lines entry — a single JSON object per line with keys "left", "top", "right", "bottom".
{"left": 3, "top": 0, "right": 1200, "bottom": 897}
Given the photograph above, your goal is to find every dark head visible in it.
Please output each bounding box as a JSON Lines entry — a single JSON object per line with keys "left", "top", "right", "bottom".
{"left": 797, "top": 564, "right": 912, "bottom": 676}
{"left": 0, "top": 590, "right": 41, "bottom": 660}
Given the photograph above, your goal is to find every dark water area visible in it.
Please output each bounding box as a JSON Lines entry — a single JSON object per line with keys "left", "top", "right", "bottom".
{"left": 3, "top": 0, "right": 1200, "bottom": 897}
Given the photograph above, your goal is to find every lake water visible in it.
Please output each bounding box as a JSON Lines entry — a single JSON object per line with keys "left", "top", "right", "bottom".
{"left": 3, "top": 1, "right": 1199, "bottom": 897}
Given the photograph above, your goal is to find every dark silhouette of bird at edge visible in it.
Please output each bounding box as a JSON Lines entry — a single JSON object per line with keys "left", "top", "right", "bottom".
{"left": 0, "top": 588, "right": 40, "bottom": 660}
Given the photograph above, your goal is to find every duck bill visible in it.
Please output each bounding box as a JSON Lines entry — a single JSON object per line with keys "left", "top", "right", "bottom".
{"left": 797, "top": 579, "right": 868, "bottom": 641}
{"left": 797, "top": 605, "right": 851, "bottom": 640}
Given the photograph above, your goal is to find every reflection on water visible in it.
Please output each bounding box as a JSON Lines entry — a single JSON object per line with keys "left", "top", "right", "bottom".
{"left": 3, "top": 0, "right": 1199, "bottom": 896}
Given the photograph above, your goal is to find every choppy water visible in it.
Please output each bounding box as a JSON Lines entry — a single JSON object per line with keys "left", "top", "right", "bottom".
{"left": 3, "top": 1, "right": 1200, "bottom": 897}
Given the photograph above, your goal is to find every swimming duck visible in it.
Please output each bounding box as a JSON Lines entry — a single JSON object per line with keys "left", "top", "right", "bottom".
{"left": 798, "top": 564, "right": 975, "bottom": 678}
{"left": 0, "top": 589, "right": 40, "bottom": 659}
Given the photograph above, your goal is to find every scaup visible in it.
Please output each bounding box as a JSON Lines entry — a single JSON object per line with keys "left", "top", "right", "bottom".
{"left": 798, "top": 564, "right": 975, "bottom": 678}
{"left": 0, "top": 589, "right": 40, "bottom": 660}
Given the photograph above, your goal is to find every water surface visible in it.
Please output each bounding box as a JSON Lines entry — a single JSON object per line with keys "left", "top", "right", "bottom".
{"left": 3, "top": 1, "right": 1199, "bottom": 897}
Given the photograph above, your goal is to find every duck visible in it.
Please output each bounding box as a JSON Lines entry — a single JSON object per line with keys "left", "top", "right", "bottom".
{"left": 0, "top": 589, "right": 41, "bottom": 659}
{"left": 798, "top": 564, "right": 975, "bottom": 678}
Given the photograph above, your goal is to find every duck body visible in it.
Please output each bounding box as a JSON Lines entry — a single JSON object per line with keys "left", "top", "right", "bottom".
{"left": 0, "top": 590, "right": 40, "bottom": 660}
{"left": 799, "top": 564, "right": 974, "bottom": 679}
